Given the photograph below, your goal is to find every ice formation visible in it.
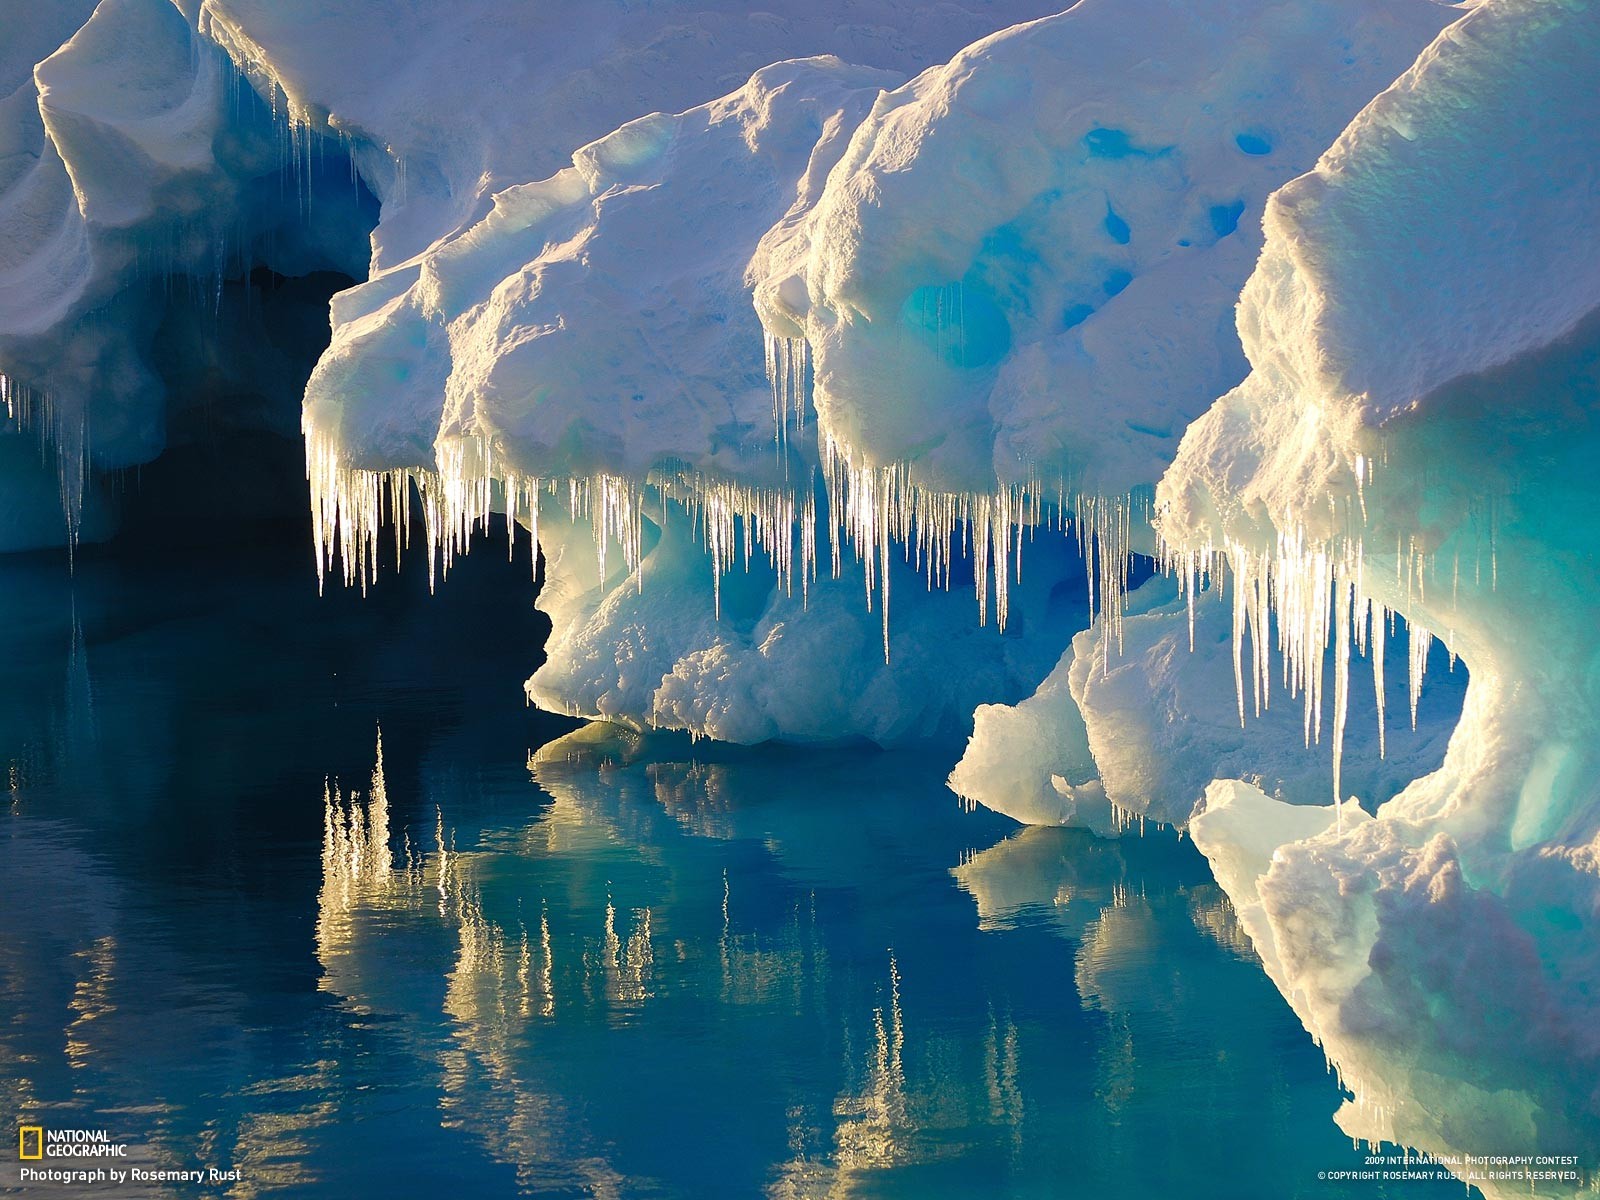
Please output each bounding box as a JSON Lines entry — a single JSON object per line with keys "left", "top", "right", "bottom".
{"left": 1157, "top": 0, "right": 1600, "bottom": 1185}
{"left": 951, "top": 574, "right": 1466, "bottom": 832}
{"left": 269, "top": 0, "right": 1105, "bottom": 741}
{"left": 292, "top": 0, "right": 1450, "bottom": 747}
{"left": 0, "top": 0, "right": 374, "bottom": 550}
{"left": 5, "top": 0, "right": 1600, "bottom": 1186}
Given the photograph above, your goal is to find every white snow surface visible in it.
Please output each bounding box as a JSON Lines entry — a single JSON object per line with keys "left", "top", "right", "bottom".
{"left": 303, "top": 56, "right": 899, "bottom": 486}
{"left": 753, "top": 0, "right": 1452, "bottom": 495}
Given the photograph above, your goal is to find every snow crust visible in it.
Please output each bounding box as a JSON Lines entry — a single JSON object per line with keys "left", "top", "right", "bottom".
{"left": 752, "top": 0, "right": 1451, "bottom": 497}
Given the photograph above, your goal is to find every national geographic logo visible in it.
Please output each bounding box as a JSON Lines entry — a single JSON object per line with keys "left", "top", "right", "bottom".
{"left": 14, "top": 1125, "right": 127, "bottom": 1158}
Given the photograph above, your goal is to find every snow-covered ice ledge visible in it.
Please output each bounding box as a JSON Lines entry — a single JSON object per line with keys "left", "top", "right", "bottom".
{"left": 1161, "top": 0, "right": 1600, "bottom": 1182}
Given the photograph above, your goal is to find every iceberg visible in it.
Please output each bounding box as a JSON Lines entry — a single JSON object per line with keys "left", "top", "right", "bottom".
{"left": 0, "top": 0, "right": 373, "bottom": 549}
{"left": 4, "top": 0, "right": 1598, "bottom": 1187}
{"left": 297, "top": 0, "right": 1451, "bottom": 746}
{"left": 1157, "top": 0, "right": 1600, "bottom": 1184}
{"left": 299, "top": 51, "right": 1088, "bottom": 741}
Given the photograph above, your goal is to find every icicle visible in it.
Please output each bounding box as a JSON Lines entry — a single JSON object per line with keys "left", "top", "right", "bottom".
{"left": 307, "top": 401, "right": 1174, "bottom": 682}
{"left": 762, "top": 332, "right": 810, "bottom": 450}
{"left": 1408, "top": 621, "right": 1432, "bottom": 731}
{"left": 1332, "top": 574, "right": 1352, "bottom": 822}
{"left": 1372, "top": 601, "right": 1387, "bottom": 759}
{"left": 1231, "top": 562, "right": 1248, "bottom": 727}
{"left": 1155, "top": 490, "right": 1452, "bottom": 823}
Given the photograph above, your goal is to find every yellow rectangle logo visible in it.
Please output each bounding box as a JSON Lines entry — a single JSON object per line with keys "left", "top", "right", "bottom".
{"left": 19, "top": 1126, "right": 43, "bottom": 1160}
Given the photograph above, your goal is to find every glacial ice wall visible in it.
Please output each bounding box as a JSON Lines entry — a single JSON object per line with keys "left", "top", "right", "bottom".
{"left": 0, "top": 0, "right": 374, "bottom": 549}
{"left": 1154, "top": 0, "right": 1600, "bottom": 1185}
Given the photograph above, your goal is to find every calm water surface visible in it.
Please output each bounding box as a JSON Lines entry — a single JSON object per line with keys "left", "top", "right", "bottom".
{"left": 0, "top": 527, "right": 1466, "bottom": 1198}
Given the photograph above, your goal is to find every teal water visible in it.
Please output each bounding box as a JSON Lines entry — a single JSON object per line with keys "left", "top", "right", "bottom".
{"left": 0, "top": 529, "right": 1468, "bottom": 1198}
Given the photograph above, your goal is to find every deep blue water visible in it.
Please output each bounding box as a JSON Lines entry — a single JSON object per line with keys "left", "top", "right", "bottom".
{"left": 0, "top": 525, "right": 1469, "bottom": 1198}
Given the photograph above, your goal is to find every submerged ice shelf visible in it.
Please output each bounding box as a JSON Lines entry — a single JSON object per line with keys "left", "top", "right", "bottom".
{"left": 4, "top": 0, "right": 1600, "bottom": 1193}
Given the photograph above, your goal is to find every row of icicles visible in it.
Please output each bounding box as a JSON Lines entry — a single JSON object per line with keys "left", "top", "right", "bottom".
{"left": 304, "top": 366, "right": 1141, "bottom": 667}
{"left": 306, "top": 335, "right": 1456, "bottom": 809}
{"left": 1160, "top": 527, "right": 1447, "bottom": 820}
{"left": 0, "top": 371, "right": 91, "bottom": 548}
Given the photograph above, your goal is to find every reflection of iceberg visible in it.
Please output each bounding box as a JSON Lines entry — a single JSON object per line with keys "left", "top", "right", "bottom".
{"left": 954, "top": 819, "right": 1259, "bottom": 967}
{"left": 316, "top": 732, "right": 632, "bottom": 1193}
{"left": 948, "top": 817, "right": 1449, "bottom": 1196}
{"left": 329, "top": 725, "right": 1393, "bottom": 1195}
{"left": 952, "top": 825, "right": 1140, "bottom": 938}
{"left": 0, "top": 816, "right": 352, "bottom": 1196}
{"left": 321, "top": 729, "right": 1025, "bottom": 1193}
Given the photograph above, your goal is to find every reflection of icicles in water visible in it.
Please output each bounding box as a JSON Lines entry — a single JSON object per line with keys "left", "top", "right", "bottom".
{"left": 429, "top": 855, "right": 630, "bottom": 1198}
{"left": 317, "top": 729, "right": 413, "bottom": 973}
{"left": 804, "top": 952, "right": 1026, "bottom": 1188}
{"left": 64, "top": 606, "right": 95, "bottom": 751}
{"left": 652, "top": 761, "right": 737, "bottom": 839}
{"left": 307, "top": 733, "right": 631, "bottom": 1193}
{"left": 318, "top": 733, "right": 1065, "bottom": 1196}
{"left": 517, "top": 902, "right": 557, "bottom": 1020}
{"left": 63, "top": 935, "right": 118, "bottom": 1071}
{"left": 1187, "top": 885, "right": 1256, "bottom": 962}
{"left": 719, "top": 873, "right": 829, "bottom": 1013}
{"left": 832, "top": 952, "right": 911, "bottom": 1171}
{"left": 983, "top": 1003, "right": 1024, "bottom": 1146}
{"left": 320, "top": 766, "right": 661, "bottom": 1022}
{"left": 591, "top": 889, "right": 655, "bottom": 1007}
